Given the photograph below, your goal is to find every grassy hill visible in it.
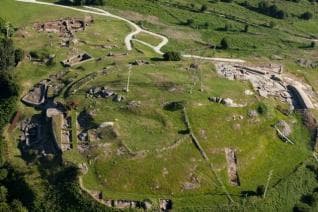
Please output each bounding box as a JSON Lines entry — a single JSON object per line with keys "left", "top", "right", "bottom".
{"left": 1, "top": 0, "right": 318, "bottom": 211}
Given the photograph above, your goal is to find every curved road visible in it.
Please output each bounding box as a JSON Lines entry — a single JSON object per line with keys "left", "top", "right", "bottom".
{"left": 16, "top": 0, "right": 245, "bottom": 63}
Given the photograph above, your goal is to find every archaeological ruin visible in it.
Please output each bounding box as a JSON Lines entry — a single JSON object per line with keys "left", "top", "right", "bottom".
{"left": 215, "top": 63, "right": 317, "bottom": 110}
{"left": 61, "top": 53, "right": 94, "bottom": 67}
{"left": 225, "top": 148, "right": 240, "bottom": 186}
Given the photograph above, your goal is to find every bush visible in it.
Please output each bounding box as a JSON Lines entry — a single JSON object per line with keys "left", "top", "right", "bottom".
{"left": 310, "top": 41, "right": 316, "bottom": 48}
{"left": 301, "top": 194, "right": 316, "bottom": 206}
{"left": 200, "top": 4, "right": 208, "bottom": 12}
{"left": 257, "top": 102, "right": 268, "bottom": 115}
{"left": 243, "top": 24, "right": 249, "bottom": 33}
{"left": 61, "top": 0, "right": 105, "bottom": 6}
{"left": 14, "top": 48, "right": 24, "bottom": 65}
{"left": 185, "top": 19, "right": 194, "bottom": 26}
{"left": 256, "top": 185, "right": 265, "bottom": 196}
{"left": 300, "top": 12, "right": 313, "bottom": 20}
{"left": 293, "top": 202, "right": 311, "bottom": 212}
{"left": 163, "top": 51, "right": 181, "bottom": 61}
{"left": 164, "top": 101, "right": 185, "bottom": 111}
{"left": 220, "top": 38, "right": 230, "bottom": 49}
{"left": 0, "top": 39, "right": 15, "bottom": 71}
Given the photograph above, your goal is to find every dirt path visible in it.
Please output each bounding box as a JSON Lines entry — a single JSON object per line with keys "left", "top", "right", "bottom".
{"left": 16, "top": 0, "right": 245, "bottom": 63}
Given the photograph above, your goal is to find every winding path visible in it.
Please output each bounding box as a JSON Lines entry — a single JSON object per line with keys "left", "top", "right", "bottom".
{"left": 16, "top": 0, "right": 245, "bottom": 63}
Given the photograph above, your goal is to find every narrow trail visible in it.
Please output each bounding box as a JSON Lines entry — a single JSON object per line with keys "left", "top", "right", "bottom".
{"left": 16, "top": 0, "right": 245, "bottom": 63}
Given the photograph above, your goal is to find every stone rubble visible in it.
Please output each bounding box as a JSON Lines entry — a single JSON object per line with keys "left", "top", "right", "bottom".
{"left": 208, "top": 96, "right": 245, "bottom": 107}
{"left": 34, "top": 16, "right": 94, "bottom": 47}
{"left": 215, "top": 62, "right": 317, "bottom": 109}
{"left": 87, "top": 86, "right": 125, "bottom": 102}
{"left": 225, "top": 148, "right": 240, "bottom": 186}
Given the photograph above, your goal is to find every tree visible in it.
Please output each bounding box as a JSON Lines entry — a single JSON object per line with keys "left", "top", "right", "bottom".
{"left": 14, "top": 48, "right": 24, "bottom": 65}
{"left": 10, "top": 200, "right": 28, "bottom": 212}
{"left": 224, "top": 23, "right": 232, "bottom": 31}
{"left": 200, "top": 4, "right": 208, "bottom": 12}
{"left": 300, "top": 12, "right": 313, "bottom": 20}
{"left": 310, "top": 41, "right": 316, "bottom": 48}
{"left": 293, "top": 202, "right": 311, "bottom": 212}
{"left": 243, "top": 24, "right": 249, "bottom": 33}
{"left": 256, "top": 185, "right": 265, "bottom": 196}
{"left": 220, "top": 38, "right": 230, "bottom": 49}
{"left": 0, "top": 186, "right": 7, "bottom": 202}
{"left": 257, "top": 102, "right": 268, "bottom": 115}
{"left": 0, "top": 39, "right": 16, "bottom": 71}
{"left": 186, "top": 19, "right": 194, "bottom": 26}
{"left": 163, "top": 51, "right": 181, "bottom": 61}
{"left": 0, "top": 169, "right": 8, "bottom": 181}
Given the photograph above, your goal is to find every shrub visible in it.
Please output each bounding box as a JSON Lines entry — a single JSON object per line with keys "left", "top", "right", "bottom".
{"left": 224, "top": 23, "right": 233, "bottom": 31}
{"left": 243, "top": 24, "right": 249, "bottom": 33}
{"left": 62, "top": 0, "right": 105, "bottom": 6}
{"left": 293, "top": 202, "right": 311, "bottom": 212}
{"left": 163, "top": 51, "right": 181, "bottom": 61}
{"left": 164, "top": 101, "right": 185, "bottom": 111}
{"left": 200, "top": 4, "right": 208, "bottom": 12}
{"left": 256, "top": 185, "right": 265, "bottom": 196}
{"left": 301, "top": 194, "right": 316, "bottom": 206}
{"left": 257, "top": 102, "right": 268, "bottom": 115}
{"left": 220, "top": 37, "right": 230, "bottom": 49}
{"left": 185, "top": 19, "right": 194, "bottom": 26}
{"left": 300, "top": 12, "right": 313, "bottom": 20}
{"left": 14, "top": 48, "right": 24, "bottom": 65}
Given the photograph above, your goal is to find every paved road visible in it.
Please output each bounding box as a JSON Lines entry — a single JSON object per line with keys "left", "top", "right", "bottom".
{"left": 16, "top": 0, "right": 245, "bottom": 63}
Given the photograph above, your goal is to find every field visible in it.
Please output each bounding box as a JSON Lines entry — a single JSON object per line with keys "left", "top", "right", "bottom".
{"left": 2, "top": 0, "right": 318, "bottom": 211}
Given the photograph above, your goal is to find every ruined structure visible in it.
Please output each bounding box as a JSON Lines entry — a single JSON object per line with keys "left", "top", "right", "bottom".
{"left": 215, "top": 63, "right": 316, "bottom": 110}
{"left": 34, "top": 16, "right": 93, "bottom": 38}
{"left": 19, "top": 115, "right": 60, "bottom": 156}
{"left": 20, "top": 118, "right": 42, "bottom": 149}
{"left": 21, "top": 81, "right": 47, "bottom": 106}
{"left": 287, "top": 84, "right": 314, "bottom": 109}
{"left": 22, "top": 72, "right": 67, "bottom": 107}
{"left": 61, "top": 53, "right": 94, "bottom": 67}
{"left": 225, "top": 148, "right": 240, "bottom": 186}
{"left": 47, "top": 108, "right": 72, "bottom": 152}
{"left": 87, "top": 86, "right": 125, "bottom": 102}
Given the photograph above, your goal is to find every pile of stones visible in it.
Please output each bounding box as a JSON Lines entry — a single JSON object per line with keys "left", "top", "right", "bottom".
{"left": 87, "top": 86, "right": 124, "bottom": 102}
{"left": 215, "top": 63, "right": 293, "bottom": 105}
{"left": 208, "top": 96, "right": 245, "bottom": 107}
{"left": 20, "top": 118, "right": 41, "bottom": 147}
{"left": 130, "top": 60, "right": 150, "bottom": 66}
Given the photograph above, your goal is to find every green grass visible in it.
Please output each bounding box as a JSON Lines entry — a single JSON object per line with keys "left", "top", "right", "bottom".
{"left": 134, "top": 32, "right": 163, "bottom": 47}
{"left": 98, "top": 0, "right": 318, "bottom": 59}
{"left": 51, "top": 114, "right": 63, "bottom": 146}
{"left": 2, "top": 0, "right": 318, "bottom": 211}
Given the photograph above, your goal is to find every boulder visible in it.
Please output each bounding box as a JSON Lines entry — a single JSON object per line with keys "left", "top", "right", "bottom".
{"left": 222, "top": 98, "right": 234, "bottom": 107}
{"left": 276, "top": 120, "right": 292, "bottom": 137}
